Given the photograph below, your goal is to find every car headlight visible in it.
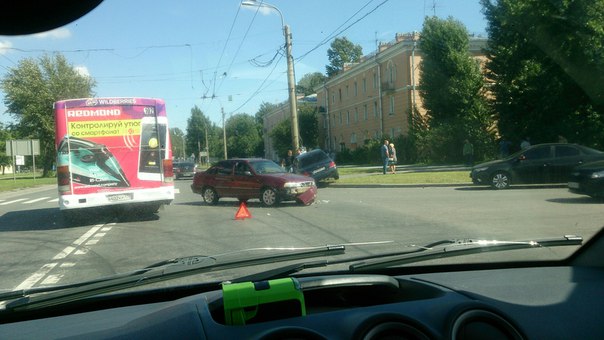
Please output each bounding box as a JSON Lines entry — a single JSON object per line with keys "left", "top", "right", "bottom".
{"left": 473, "top": 167, "right": 488, "bottom": 173}
{"left": 590, "top": 170, "right": 604, "bottom": 179}
{"left": 284, "top": 182, "right": 301, "bottom": 188}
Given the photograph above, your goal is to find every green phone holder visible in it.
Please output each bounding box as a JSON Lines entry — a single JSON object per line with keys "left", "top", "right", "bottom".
{"left": 222, "top": 278, "right": 306, "bottom": 325}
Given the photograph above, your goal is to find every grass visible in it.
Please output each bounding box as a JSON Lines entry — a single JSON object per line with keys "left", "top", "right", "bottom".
{"left": 0, "top": 173, "right": 56, "bottom": 192}
{"left": 336, "top": 170, "right": 471, "bottom": 185}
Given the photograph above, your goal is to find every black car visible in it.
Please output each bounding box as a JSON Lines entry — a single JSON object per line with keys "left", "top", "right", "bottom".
{"left": 173, "top": 161, "right": 197, "bottom": 179}
{"left": 470, "top": 143, "right": 604, "bottom": 189}
{"left": 568, "top": 160, "right": 604, "bottom": 198}
{"left": 294, "top": 149, "right": 339, "bottom": 182}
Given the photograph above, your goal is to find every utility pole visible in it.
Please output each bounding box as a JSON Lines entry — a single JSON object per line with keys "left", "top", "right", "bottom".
{"left": 205, "top": 126, "right": 209, "bottom": 164}
{"left": 222, "top": 107, "right": 227, "bottom": 159}
{"left": 285, "top": 24, "right": 299, "bottom": 151}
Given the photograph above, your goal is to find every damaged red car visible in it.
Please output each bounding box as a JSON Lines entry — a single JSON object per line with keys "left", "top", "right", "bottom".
{"left": 191, "top": 159, "right": 317, "bottom": 206}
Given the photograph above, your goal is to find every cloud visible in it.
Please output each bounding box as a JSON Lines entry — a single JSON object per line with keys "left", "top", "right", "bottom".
{"left": 0, "top": 40, "right": 12, "bottom": 55}
{"left": 74, "top": 66, "right": 91, "bottom": 78}
{"left": 33, "top": 27, "right": 72, "bottom": 39}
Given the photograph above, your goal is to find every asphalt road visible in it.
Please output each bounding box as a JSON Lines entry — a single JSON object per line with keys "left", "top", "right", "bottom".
{"left": 0, "top": 180, "right": 603, "bottom": 293}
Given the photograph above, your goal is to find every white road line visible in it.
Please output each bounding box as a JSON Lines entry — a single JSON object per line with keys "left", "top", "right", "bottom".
{"left": 12, "top": 225, "right": 103, "bottom": 290}
{"left": 48, "top": 198, "right": 59, "bottom": 202}
{"left": 41, "top": 274, "right": 63, "bottom": 285}
{"left": 14, "top": 263, "right": 58, "bottom": 290}
{"left": 0, "top": 198, "right": 27, "bottom": 205}
{"left": 23, "top": 197, "right": 51, "bottom": 204}
{"left": 175, "top": 188, "right": 181, "bottom": 194}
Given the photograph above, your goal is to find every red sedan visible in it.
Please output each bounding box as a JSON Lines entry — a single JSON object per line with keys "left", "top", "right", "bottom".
{"left": 191, "top": 159, "right": 317, "bottom": 206}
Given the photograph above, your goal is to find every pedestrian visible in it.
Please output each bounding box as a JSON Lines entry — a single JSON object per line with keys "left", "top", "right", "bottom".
{"left": 380, "top": 139, "right": 390, "bottom": 175}
{"left": 282, "top": 149, "right": 294, "bottom": 172}
{"left": 520, "top": 137, "right": 531, "bottom": 150}
{"left": 463, "top": 139, "right": 474, "bottom": 166}
{"left": 499, "top": 138, "right": 511, "bottom": 159}
{"left": 388, "top": 143, "right": 397, "bottom": 174}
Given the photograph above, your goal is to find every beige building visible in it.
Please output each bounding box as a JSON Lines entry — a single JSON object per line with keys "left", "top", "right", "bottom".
{"left": 316, "top": 32, "right": 487, "bottom": 152}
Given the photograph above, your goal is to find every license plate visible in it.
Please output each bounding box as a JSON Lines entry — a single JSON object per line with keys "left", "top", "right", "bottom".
{"left": 107, "top": 193, "right": 133, "bottom": 202}
{"left": 568, "top": 182, "right": 580, "bottom": 189}
{"left": 312, "top": 167, "right": 325, "bottom": 174}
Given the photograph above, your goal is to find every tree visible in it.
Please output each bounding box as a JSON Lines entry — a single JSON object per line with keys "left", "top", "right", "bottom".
{"left": 254, "top": 101, "right": 278, "bottom": 126}
{"left": 419, "top": 17, "right": 495, "bottom": 162}
{"left": 326, "top": 37, "right": 363, "bottom": 78}
{"left": 297, "top": 72, "right": 326, "bottom": 96}
{"left": 185, "top": 106, "right": 212, "bottom": 161}
{"left": 0, "top": 123, "right": 12, "bottom": 175}
{"left": 169, "top": 127, "right": 186, "bottom": 160}
{"left": 225, "top": 113, "right": 262, "bottom": 158}
{"left": 1, "top": 54, "right": 96, "bottom": 176}
{"left": 269, "top": 119, "right": 291, "bottom": 159}
{"left": 298, "top": 103, "right": 319, "bottom": 148}
{"left": 481, "top": 0, "right": 604, "bottom": 149}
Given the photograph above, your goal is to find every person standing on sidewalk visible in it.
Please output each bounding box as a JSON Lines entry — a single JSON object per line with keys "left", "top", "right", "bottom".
{"left": 380, "top": 139, "right": 390, "bottom": 174}
{"left": 463, "top": 139, "right": 474, "bottom": 166}
{"left": 388, "top": 143, "right": 397, "bottom": 174}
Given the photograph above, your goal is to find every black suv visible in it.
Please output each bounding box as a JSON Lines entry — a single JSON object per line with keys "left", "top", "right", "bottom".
{"left": 294, "top": 149, "right": 339, "bottom": 182}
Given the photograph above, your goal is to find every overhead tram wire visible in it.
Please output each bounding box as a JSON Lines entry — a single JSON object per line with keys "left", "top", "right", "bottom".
{"left": 210, "top": 3, "right": 243, "bottom": 100}
{"left": 295, "top": 0, "right": 391, "bottom": 63}
{"left": 213, "top": 0, "right": 265, "bottom": 99}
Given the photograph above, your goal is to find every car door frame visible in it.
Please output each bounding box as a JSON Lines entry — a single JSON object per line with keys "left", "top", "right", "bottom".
{"left": 512, "top": 145, "right": 554, "bottom": 184}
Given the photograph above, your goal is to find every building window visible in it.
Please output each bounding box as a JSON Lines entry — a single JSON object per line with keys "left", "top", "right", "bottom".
{"left": 364, "top": 104, "right": 368, "bottom": 121}
{"left": 346, "top": 111, "right": 350, "bottom": 125}
{"left": 389, "top": 96, "right": 395, "bottom": 115}
{"left": 339, "top": 89, "right": 342, "bottom": 102}
{"left": 390, "top": 128, "right": 395, "bottom": 138}
{"left": 362, "top": 78, "right": 367, "bottom": 93}
{"left": 350, "top": 132, "right": 357, "bottom": 144}
{"left": 387, "top": 61, "right": 396, "bottom": 84}
{"left": 373, "top": 72, "right": 377, "bottom": 88}
{"left": 345, "top": 85, "right": 349, "bottom": 97}
{"left": 354, "top": 108, "right": 359, "bottom": 122}
{"left": 374, "top": 101, "right": 378, "bottom": 118}
{"left": 354, "top": 82, "right": 358, "bottom": 96}
{"left": 332, "top": 94, "right": 335, "bottom": 104}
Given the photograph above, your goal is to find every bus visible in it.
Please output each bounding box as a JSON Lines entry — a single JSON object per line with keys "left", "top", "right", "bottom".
{"left": 54, "top": 97, "right": 174, "bottom": 220}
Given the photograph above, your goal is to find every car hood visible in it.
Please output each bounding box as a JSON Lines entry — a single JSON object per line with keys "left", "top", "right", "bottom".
{"left": 472, "top": 158, "right": 510, "bottom": 169}
{"left": 260, "top": 172, "right": 314, "bottom": 183}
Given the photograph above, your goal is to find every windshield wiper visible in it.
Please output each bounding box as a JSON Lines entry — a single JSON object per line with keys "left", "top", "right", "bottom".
{"left": 2, "top": 244, "right": 346, "bottom": 312}
{"left": 349, "top": 235, "right": 583, "bottom": 271}
{"left": 229, "top": 235, "right": 583, "bottom": 282}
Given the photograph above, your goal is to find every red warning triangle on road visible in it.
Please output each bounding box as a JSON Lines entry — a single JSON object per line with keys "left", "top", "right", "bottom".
{"left": 235, "top": 201, "right": 252, "bottom": 220}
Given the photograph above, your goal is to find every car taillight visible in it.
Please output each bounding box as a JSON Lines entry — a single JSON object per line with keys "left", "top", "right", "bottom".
{"left": 303, "top": 171, "right": 311, "bottom": 177}
{"left": 57, "top": 165, "right": 71, "bottom": 194}
{"left": 163, "top": 159, "right": 174, "bottom": 182}
{"left": 329, "top": 161, "right": 336, "bottom": 168}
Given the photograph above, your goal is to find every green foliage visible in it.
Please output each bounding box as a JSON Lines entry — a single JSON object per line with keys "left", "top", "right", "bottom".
{"left": 1, "top": 54, "right": 96, "bottom": 176}
{"left": 326, "top": 37, "right": 363, "bottom": 78}
{"left": 225, "top": 113, "right": 263, "bottom": 158}
{"left": 297, "top": 72, "right": 326, "bottom": 96}
{"left": 418, "top": 16, "right": 495, "bottom": 163}
{"left": 298, "top": 103, "right": 319, "bottom": 148}
{"left": 169, "top": 127, "right": 186, "bottom": 159}
{"left": 269, "top": 119, "right": 292, "bottom": 159}
{"left": 185, "top": 106, "right": 214, "bottom": 160}
{"left": 482, "top": 0, "right": 604, "bottom": 149}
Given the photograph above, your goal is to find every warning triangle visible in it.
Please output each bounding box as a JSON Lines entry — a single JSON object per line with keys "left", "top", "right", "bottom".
{"left": 235, "top": 201, "right": 252, "bottom": 220}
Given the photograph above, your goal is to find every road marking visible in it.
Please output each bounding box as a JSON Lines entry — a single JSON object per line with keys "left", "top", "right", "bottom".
{"left": 175, "top": 188, "right": 180, "bottom": 194}
{"left": 41, "top": 274, "right": 63, "bottom": 285}
{"left": 48, "top": 198, "right": 59, "bottom": 202}
{"left": 14, "top": 263, "right": 58, "bottom": 290}
{"left": 0, "top": 198, "right": 27, "bottom": 205}
{"left": 23, "top": 197, "right": 51, "bottom": 204}
{"left": 12, "top": 225, "right": 104, "bottom": 290}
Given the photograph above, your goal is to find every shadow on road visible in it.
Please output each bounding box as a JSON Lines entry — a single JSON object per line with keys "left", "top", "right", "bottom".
{"left": 0, "top": 206, "right": 161, "bottom": 231}
{"left": 547, "top": 197, "right": 604, "bottom": 204}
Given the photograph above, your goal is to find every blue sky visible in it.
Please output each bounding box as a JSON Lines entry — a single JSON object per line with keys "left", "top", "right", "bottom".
{"left": 0, "top": 0, "right": 487, "bottom": 131}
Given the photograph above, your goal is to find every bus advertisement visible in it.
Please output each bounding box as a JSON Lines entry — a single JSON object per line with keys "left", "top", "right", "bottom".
{"left": 54, "top": 97, "right": 174, "bottom": 219}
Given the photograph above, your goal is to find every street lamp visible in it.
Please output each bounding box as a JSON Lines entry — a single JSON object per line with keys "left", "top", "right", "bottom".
{"left": 241, "top": 0, "right": 300, "bottom": 151}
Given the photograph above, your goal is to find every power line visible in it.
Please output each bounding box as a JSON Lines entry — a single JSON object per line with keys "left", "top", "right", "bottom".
{"left": 295, "top": 0, "right": 390, "bottom": 63}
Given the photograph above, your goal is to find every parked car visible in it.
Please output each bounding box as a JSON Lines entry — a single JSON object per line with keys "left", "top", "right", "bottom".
{"left": 173, "top": 161, "right": 197, "bottom": 179}
{"left": 294, "top": 149, "right": 339, "bottom": 182}
{"left": 191, "top": 159, "right": 317, "bottom": 206}
{"left": 568, "top": 160, "right": 604, "bottom": 198}
{"left": 470, "top": 143, "right": 604, "bottom": 189}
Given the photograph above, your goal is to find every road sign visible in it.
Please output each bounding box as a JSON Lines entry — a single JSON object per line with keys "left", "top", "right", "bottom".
{"left": 5, "top": 140, "right": 40, "bottom": 156}
{"left": 16, "top": 155, "right": 25, "bottom": 166}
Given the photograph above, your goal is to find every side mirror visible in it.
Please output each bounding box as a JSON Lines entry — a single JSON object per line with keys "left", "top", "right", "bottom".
{"left": 518, "top": 155, "right": 527, "bottom": 161}
{"left": 244, "top": 171, "right": 253, "bottom": 176}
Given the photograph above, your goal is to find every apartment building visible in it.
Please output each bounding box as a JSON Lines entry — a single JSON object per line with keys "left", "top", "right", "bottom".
{"left": 316, "top": 32, "right": 487, "bottom": 152}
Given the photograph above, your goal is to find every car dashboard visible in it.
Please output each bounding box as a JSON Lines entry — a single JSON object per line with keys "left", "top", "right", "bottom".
{"left": 1, "top": 264, "right": 603, "bottom": 339}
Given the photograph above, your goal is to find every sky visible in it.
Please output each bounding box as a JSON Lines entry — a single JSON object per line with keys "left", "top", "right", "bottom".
{"left": 0, "top": 0, "right": 487, "bottom": 132}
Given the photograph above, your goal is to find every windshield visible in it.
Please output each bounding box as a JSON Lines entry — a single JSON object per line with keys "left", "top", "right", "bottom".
{"left": 249, "top": 160, "right": 285, "bottom": 174}
{"left": 0, "top": 0, "right": 603, "bottom": 299}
